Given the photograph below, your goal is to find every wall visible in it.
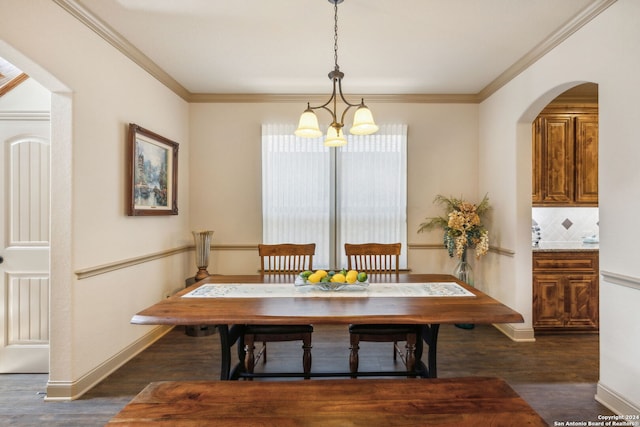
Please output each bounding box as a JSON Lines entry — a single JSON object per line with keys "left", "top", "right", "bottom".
{"left": 188, "top": 101, "right": 481, "bottom": 276}
{"left": 0, "top": 0, "right": 191, "bottom": 399}
{"left": 479, "top": 0, "right": 640, "bottom": 415}
{"left": 0, "top": 77, "right": 50, "bottom": 110}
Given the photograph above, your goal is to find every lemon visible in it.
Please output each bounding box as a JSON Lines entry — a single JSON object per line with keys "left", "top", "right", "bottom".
{"left": 357, "top": 272, "right": 368, "bottom": 282}
{"left": 331, "top": 273, "right": 347, "bottom": 283}
{"left": 346, "top": 270, "right": 358, "bottom": 284}
{"left": 307, "top": 273, "right": 321, "bottom": 283}
{"left": 315, "top": 269, "right": 328, "bottom": 278}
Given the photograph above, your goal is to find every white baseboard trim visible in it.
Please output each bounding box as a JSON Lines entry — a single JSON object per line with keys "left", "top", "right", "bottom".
{"left": 493, "top": 323, "right": 536, "bottom": 342}
{"left": 45, "top": 325, "right": 173, "bottom": 401}
{"left": 596, "top": 382, "right": 640, "bottom": 416}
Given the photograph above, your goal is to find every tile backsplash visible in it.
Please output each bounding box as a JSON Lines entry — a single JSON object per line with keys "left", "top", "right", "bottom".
{"left": 532, "top": 207, "right": 599, "bottom": 243}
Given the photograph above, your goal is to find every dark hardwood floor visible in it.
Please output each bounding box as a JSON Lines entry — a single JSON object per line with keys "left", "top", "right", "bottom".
{"left": 1, "top": 324, "right": 614, "bottom": 426}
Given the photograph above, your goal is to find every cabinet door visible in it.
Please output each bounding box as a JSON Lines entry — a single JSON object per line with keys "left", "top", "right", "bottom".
{"left": 541, "top": 115, "right": 574, "bottom": 204}
{"left": 532, "top": 118, "right": 543, "bottom": 204}
{"left": 574, "top": 115, "right": 598, "bottom": 205}
{"left": 565, "top": 275, "right": 599, "bottom": 328}
{"left": 533, "top": 274, "right": 565, "bottom": 328}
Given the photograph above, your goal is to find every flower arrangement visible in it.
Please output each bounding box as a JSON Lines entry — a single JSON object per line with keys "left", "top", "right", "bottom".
{"left": 417, "top": 194, "right": 490, "bottom": 259}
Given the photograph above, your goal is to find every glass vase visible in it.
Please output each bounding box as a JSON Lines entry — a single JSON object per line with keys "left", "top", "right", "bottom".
{"left": 454, "top": 248, "right": 475, "bottom": 329}
{"left": 193, "top": 230, "right": 214, "bottom": 280}
{"left": 453, "top": 248, "right": 474, "bottom": 287}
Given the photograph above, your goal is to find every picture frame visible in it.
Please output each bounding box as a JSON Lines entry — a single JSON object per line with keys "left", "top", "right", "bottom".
{"left": 126, "top": 123, "right": 179, "bottom": 216}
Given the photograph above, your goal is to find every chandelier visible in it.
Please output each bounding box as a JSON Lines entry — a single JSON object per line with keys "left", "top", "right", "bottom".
{"left": 294, "top": 0, "right": 379, "bottom": 147}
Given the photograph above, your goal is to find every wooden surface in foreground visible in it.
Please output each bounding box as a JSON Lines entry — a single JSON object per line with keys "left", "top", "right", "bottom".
{"left": 106, "top": 377, "right": 548, "bottom": 426}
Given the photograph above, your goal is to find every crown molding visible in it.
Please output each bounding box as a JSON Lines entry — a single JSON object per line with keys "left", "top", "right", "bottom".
{"left": 188, "top": 92, "right": 480, "bottom": 104}
{"left": 52, "top": 0, "right": 191, "bottom": 101}
{"left": 55, "top": 0, "right": 615, "bottom": 105}
{"left": 477, "top": 0, "right": 616, "bottom": 101}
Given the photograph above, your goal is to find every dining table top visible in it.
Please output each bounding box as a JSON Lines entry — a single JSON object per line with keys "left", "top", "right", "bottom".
{"left": 131, "top": 273, "right": 524, "bottom": 326}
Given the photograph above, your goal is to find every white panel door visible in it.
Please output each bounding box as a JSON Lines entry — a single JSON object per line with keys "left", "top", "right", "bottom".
{"left": 0, "top": 116, "right": 50, "bottom": 373}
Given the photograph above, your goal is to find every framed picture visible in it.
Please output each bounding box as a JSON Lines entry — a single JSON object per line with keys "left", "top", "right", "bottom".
{"left": 126, "top": 123, "right": 179, "bottom": 216}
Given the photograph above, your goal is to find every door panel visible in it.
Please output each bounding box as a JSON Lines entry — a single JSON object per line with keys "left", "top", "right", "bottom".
{"left": 541, "top": 115, "right": 574, "bottom": 204}
{"left": 0, "top": 118, "right": 50, "bottom": 373}
{"left": 566, "top": 276, "right": 599, "bottom": 327}
{"left": 574, "top": 115, "right": 599, "bottom": 204}
{"left": 532, "top": 275, "right": 565, "bottom": 328}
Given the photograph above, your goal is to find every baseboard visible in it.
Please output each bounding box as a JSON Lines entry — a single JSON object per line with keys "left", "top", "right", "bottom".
{"left": 492, "top": 323, "right": 536, "bottom": 342}
{"left": 45, "top": 325, "right": 173, "bottom": 401}
{"left": 596, "top": 382, "right": 640, "bottom": 416}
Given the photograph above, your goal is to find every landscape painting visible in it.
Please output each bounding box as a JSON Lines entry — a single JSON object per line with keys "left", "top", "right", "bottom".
{"left": 126, "top": 123, "right": 178, "bottom": 216}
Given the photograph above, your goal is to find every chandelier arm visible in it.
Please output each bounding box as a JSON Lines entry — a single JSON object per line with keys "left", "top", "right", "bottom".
{"left": 321, "top": 105, "right": 339, "bottom": 126}
{"left": 336, "top": 76, "right": 362, "bottom": 108}
{"left": 305, "top": 76, "right": 340, "bottom": 124}
{"left": 339, "top": 104, "right": 356, "bottom": 128}
{"left": 306, "top": 96, "right": 337, "bottom": 113}
{"left": 337, "top": 77, "right": 362, "bottom": 127}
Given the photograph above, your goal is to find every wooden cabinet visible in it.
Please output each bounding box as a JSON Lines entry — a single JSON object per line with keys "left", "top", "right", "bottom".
{"left": 532, "top": 108, "right": 598, "bottom": 206}
{"left": 532, "top": 251, "right": 599, "bottom": 333}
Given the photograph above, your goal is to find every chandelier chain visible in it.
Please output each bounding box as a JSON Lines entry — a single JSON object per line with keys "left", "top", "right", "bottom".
{"left": 333, "top": 0, "right": 339, "bottom": 71}
{"left": 294, "top": 0, "right": 378, "bottom": 145}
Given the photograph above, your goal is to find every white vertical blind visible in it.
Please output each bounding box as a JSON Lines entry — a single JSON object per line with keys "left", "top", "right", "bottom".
{"left": 262, "top": 124, "right": 407, "bottom": 270}
{"left": 337, "top": 124, "right": 407, "bottom": 268}
{"left": 262, "top": 124, "right": 332, "bottom": 268}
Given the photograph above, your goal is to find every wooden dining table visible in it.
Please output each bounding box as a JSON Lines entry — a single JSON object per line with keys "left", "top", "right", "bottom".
{"left": 131, "top": 273, "right": 524, "bottom": 380}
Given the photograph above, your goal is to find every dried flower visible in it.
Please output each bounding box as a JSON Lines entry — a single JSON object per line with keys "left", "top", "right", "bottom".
{"left": 418, "top": 194, "right": 490, "bottom": 259}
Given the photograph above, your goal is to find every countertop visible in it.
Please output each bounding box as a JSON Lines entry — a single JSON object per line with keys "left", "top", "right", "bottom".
{"left": 532, "top": 241, "right": 599, "bottom": 252}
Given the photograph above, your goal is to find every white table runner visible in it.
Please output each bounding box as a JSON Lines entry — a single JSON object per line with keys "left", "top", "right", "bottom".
{"left": 183, "top": 282, "right": 475, "bottom": 298}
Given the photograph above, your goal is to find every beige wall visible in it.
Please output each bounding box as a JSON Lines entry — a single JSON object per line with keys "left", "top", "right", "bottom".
{"left": 189, "top": 101, "right": 480, "bottom": 275}
{"left": 480, "top": 0, "right": 640, "bottom": 414}
{"left": 0, "top": 0, "right": 191, "bottom": 399}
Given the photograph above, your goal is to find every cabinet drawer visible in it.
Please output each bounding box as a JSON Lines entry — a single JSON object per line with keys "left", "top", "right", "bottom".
{"left": 533, "top": 252, "right": 598, "bottom": 272}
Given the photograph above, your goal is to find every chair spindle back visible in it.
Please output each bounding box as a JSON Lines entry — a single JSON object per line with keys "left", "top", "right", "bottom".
{"left": 344, "top": 243, "right": 401, "bottom": 273}
{"left": 258, "top": 243, "right": 315, "bottom": 273}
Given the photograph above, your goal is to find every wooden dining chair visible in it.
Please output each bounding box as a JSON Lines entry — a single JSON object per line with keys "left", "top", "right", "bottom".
{"left": 242, "top": 243, "right": 315, "bottom": 378}
{"left": 344, "top": 243, "right": 420, "bottom": 376}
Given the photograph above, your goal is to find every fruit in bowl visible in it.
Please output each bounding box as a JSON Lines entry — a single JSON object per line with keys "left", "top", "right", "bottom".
{"left": 297, "top": 269, "right": 368, "bottom": 285}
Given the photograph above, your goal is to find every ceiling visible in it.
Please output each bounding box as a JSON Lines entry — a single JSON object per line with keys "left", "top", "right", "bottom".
{"left": 54, "top": 0, "right": 612, "bottom": 101}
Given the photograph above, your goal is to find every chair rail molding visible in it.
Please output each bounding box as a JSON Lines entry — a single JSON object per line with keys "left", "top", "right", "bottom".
{"left": 74, "top": 244, "right": 261, "bottom": 279}
{"left": 75, "top": 245, "right": 191, "bottom": 279}
{"left": 600, "top": 270, "right": 640, "bottom": 291}
{"left": 408, "top": 243, "right": 514, "bottom": 256}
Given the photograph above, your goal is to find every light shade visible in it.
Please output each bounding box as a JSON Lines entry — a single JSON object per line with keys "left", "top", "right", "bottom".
{"left": 324, "top": 125, "right": 347, "bottom": 147}
{"left": 349, "top": 105, "right": 379, "bottom": 135}
{"left": 295, "top": 109, "right": 322, "bottom": 138}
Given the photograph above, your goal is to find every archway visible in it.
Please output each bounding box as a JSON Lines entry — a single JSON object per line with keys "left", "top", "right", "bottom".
{"left": 524, "top": 82, "right": 599, "bottom": 335}
{"left": 0, "top": 42, "right": 73, "bottom": 388}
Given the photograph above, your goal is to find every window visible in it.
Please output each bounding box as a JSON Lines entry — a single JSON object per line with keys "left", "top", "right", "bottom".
{"left": 262, "top": 124, "right": 407, "bottom": 269}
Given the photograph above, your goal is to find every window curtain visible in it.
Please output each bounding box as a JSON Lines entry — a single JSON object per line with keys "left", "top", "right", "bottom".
{"left": 262, "top": 123, "right": 407, "bottom": 270}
